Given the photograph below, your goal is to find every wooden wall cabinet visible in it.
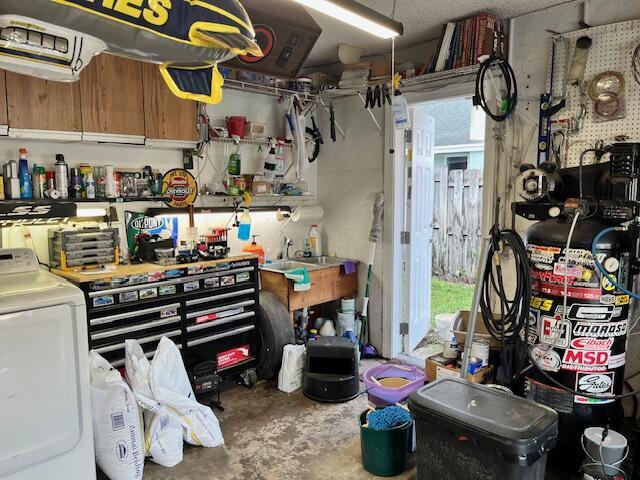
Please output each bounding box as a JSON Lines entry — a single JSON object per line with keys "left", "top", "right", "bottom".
{"left": 0, "top": 70, "right": 7, "bottom": 129}
{"left": 5, "top": 71, "right": 82, "bottom": 132}
{"left": 80, "top": 54, "right": 145, "bottom": 137}
{"left": 142, "top": 63, "right": 198, "bottom": 142}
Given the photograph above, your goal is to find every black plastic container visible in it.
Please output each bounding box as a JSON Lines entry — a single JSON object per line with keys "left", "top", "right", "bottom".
{"left": 304, "top": 337, "right": 359, "bottom": 402}
{"left": 409, "top": 378, "right": 558, "bottom": 480}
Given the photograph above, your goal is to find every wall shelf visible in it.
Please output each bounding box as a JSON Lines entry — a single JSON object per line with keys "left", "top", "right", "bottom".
{"left": 209, "top": 137, "right": 293, "bottom": 148}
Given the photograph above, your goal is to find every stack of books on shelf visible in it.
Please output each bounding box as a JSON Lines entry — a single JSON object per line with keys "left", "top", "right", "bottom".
{"left": 428, "top": 13, "right": 507, "bottom": 74}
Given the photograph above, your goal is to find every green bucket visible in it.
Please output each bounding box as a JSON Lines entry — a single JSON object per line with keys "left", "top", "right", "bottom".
{"left": 360, "top": 410, "right": 411, "bottom": 477}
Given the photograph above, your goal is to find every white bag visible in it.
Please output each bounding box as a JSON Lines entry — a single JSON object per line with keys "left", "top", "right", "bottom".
{"left": 149, "top": 337, "right": 224, "bottom": 448}
{"left": 125, "top": 340, "right": 183, "bottom": 467}
{"left": 278, "top": 344, "right": 306, "bottom": 393}
{"left": 89, "top": 351, "right": 144, "bottom": 480}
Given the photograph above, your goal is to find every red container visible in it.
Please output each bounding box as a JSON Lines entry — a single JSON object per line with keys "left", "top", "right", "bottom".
{"left": 226, "top": 116, "right": 247, "bottom": 138}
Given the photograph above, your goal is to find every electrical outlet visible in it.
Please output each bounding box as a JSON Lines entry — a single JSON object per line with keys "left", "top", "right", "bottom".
{"left": 183, "top": 151, "right": 194, "bottom": 170}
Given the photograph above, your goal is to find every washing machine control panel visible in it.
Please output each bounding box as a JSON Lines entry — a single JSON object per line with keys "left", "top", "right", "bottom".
{"left": 0, "top": 248, "right": 39, "bottom": 274}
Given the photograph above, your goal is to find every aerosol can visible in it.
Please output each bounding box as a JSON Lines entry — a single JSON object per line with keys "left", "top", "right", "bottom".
{"left": 55, "top": 153, "right": 69, "bottom": 199}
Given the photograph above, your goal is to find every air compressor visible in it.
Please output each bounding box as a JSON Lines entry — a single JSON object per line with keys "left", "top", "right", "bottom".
{"left": 508, "top": 143, "right": 640, "bottom": 463}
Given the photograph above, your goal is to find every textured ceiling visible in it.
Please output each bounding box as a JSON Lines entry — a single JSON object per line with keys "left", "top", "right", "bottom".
{"left": 303, "top": 0, "right": 573, "bottom": 66}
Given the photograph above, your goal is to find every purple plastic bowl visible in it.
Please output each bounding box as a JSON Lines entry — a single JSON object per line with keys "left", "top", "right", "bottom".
{"left": 363, "top": 363, "right": 426, "bottom": 406}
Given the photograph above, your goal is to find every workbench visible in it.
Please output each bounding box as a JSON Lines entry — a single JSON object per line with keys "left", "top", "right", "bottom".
{"left": 54, "top": 255, "right": 260, "bottom": 379}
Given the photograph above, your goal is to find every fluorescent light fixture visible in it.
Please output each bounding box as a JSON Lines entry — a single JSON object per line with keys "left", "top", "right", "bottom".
{"left": 293, "top": 0, "right": 403, "bottom": 39}
{"left": 75, "top": 207, "right": 108, "bottom": 218}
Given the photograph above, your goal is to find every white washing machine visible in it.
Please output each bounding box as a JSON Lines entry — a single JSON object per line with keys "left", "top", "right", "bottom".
{"left": 0, "top": 248, "right": 95, "bottom": 480}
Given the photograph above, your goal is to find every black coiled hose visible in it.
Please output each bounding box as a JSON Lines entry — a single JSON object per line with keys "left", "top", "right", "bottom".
{"left": 473, "top": 55, "right": 518, "bottom": 122}
{"left": 480, "top": 226, "right": 530, "bottom": 343}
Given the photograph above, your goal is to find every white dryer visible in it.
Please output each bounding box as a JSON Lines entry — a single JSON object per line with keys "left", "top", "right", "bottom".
{"left": 0, "top": 248, "right": 95, "bottom": 480}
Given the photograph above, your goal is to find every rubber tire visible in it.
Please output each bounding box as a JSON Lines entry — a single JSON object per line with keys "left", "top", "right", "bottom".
{"left": 256, "top": 291, "right": 295, "bottom": 379}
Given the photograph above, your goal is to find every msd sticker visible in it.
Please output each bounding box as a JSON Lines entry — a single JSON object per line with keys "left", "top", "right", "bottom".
{"left": 540, "top": 316, "right": 570, "bottom": 348}
{"left": 531, "top": 345, "right": 561, "bottom": 372}
{"left": 574, "top": 372, "right": 615, "bottom": 405}
{"left": 217, "top": 345, "right": 251, "bottom": 370}
{"left": 561, "top": 349, "right": 610, "bottom": 372}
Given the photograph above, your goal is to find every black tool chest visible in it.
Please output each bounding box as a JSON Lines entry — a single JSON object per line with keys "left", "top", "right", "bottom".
{"left": 71, "top": 257, "right": 259, "bottom": 377}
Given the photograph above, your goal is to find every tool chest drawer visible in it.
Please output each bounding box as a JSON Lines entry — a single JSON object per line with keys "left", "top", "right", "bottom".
{"left": 183, "top": 324, "right": 256, "bottom": 372}
{"left": 95, "top": 329, "right": 183, "bottom": 368}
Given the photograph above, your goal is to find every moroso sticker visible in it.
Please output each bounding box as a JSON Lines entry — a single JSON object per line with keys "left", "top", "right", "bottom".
{"left": 572, "top": 320, "right": 627, "bottom": 338}
{"left": 540, "top": 316, "right": 570, "bottom": 348}
{"left": 162, "top": 169, "right": 198, "bottom": 208}
{"left": 531, "top": 345, "right": 561, "bottom": 372}
{"left": 609, "top": 352, "right": 626, "bottom": 369}
{"left": 567, "top": 304, "right": 614, "bottom": 322}
{"left": 561, "top": 349, "right": 610, "bottom": 372}
{"left": 570, "top": 337, "right": 614, "bottom": 351}
{"left": 217, "top": 344, "right": 251, "bottom": 370}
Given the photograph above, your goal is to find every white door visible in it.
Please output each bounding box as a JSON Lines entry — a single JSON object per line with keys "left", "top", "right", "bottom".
{"left": 406, "top": 106, "right": 435, "bottom": 352}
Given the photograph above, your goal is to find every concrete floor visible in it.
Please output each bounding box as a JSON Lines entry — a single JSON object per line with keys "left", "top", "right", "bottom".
{"left": 100, "top": 359, "right": 416, "bottom": 480}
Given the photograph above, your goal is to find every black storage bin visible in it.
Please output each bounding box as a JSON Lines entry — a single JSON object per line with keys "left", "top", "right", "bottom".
{"left": 408, "top": 378, "right": 558, "bottom": 480}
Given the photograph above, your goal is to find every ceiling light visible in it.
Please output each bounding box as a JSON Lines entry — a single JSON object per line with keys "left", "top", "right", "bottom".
{"left": 293, "top": 0, "right": 403, "bottom": 39}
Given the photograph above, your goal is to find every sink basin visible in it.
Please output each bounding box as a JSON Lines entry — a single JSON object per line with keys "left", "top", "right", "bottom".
{"left": 260, "top": 260, "right": 321, "bottom": 273}
{"left": 296, "top": 256, "right": 353, "bottom": 265}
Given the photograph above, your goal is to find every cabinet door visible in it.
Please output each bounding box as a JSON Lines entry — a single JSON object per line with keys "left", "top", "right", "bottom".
{"left": 80, "top": 54, "right": 145, "bottom": 136}
{"left": 6, "top": 71, "right": 82, "bottom": 131}
{"left": 142, "top": 63, "right": 198, "bottom": 142}
{"left": 0, "top": 70, "right": 7, "bottom": 127}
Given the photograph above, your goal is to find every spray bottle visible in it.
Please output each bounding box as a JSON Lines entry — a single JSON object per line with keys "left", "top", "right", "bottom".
{"left": 18, "top": 148, "right": 32, "bottom": 199}
{"left": 228, "top": 135, "right": 241, "bottom": 176}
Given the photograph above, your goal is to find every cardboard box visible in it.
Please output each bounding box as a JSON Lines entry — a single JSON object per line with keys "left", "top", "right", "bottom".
{"left": 371, "top": 61, "right": 390, "bottom": 77}
{"left": 425, "top": 356, "right": 494, "bottom": 384}
{"left": 251, "top": 181, "right": 272, "bottom": 195}
{"left": 452, "top": 310, "right": 502, "bottom": 349}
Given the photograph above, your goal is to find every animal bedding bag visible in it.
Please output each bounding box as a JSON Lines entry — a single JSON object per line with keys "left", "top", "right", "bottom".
{"left": 89, "top": 351, "right": 144, "bottom": 480}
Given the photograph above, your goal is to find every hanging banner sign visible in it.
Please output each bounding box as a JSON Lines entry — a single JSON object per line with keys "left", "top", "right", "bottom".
{"left": 161, "top": 169, "right": 198, "bottom": 209}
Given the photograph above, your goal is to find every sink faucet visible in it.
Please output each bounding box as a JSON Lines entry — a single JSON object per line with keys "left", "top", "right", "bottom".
{"left": 282, "top": 236, "right": 294, "bottom": 259}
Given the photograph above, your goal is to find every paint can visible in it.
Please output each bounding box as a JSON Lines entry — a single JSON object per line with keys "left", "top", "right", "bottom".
{"left": 470, "top": 338, "right": 490, "bottom": 366}
{"left": 341, "top": 297, "right": 356, "bottom": 313}
{"left": 337, "top": 310, "right": 356, "bottom": 336}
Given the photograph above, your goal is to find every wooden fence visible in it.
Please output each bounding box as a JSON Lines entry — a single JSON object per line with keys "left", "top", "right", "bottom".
{"left": 432, "top": 166, "right": 483, "bottom": 283}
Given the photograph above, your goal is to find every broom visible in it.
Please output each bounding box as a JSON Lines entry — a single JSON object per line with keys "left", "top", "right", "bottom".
{"left": 359, "top": 193, "right": 384, "bottom": 357}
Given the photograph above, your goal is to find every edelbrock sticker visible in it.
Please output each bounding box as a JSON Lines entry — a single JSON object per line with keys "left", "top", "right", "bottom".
{"left": 567, "top": 304, "right": 614, "bottom": 322}
{"left": 539, "top": 316, "right": 570, "bottom": 348}
{"left": 572, "top": 320, "right": 627, "bottom": 338}
{"left": 531, "top": 345, "right": 561, "bottom": 372}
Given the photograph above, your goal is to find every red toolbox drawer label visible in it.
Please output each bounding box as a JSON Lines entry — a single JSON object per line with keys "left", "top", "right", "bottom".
{"left": 196, "top": 307, "right": 244, "bottom": 324}
{"left": 217, "top": 344, "right": 251, "bottom": 369}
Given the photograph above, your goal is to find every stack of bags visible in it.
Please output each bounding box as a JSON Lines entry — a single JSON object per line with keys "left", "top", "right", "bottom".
{"left": 89, "top": 337, "right": 224, "bottom": 480}
{"left": 338, "top": 63, "right": 371, "bottom": 89}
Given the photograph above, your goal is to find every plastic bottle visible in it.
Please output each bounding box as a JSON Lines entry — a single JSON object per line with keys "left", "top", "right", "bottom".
{"left": 18, "top": 148, "right": 32, "bottom": 199}
{"left": 242, "top": 234, "right": 265, "bottom": 264}
{"left": 237, "top": 209, "right": 251, "bottom": 241}
{"left": 85, "top": 173, "right": 96, "bottom": 199}
{"left": 302, "top": 239, "right": 312, "bottom": 257}
{"left": 228, "top": 140, "right": 241, "bottom": 176}
{"left": 309, "top": 224, "right": 321, "bottom": 257}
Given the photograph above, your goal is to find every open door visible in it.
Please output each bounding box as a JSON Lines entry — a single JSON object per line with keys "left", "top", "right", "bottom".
{"left": 405, "top": 106, "right": 435, "bottom": 352}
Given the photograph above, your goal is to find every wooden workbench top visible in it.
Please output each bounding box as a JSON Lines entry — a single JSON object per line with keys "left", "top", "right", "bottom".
{"left": 52, "top": 254, "right": 257, "bottom": 283}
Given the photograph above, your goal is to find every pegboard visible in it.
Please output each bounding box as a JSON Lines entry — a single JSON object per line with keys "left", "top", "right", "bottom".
{"left": 546, "top": 19, "right": 640, "bottom": 168}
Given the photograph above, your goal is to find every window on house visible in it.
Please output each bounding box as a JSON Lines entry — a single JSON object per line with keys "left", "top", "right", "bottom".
{"left": 446, "top": 156, "right": 468, "bottom": 171}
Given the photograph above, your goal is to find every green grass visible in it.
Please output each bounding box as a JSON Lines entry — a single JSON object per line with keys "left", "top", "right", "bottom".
{"left": 431, "top": 277, "right": 475, "bottom": 325}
